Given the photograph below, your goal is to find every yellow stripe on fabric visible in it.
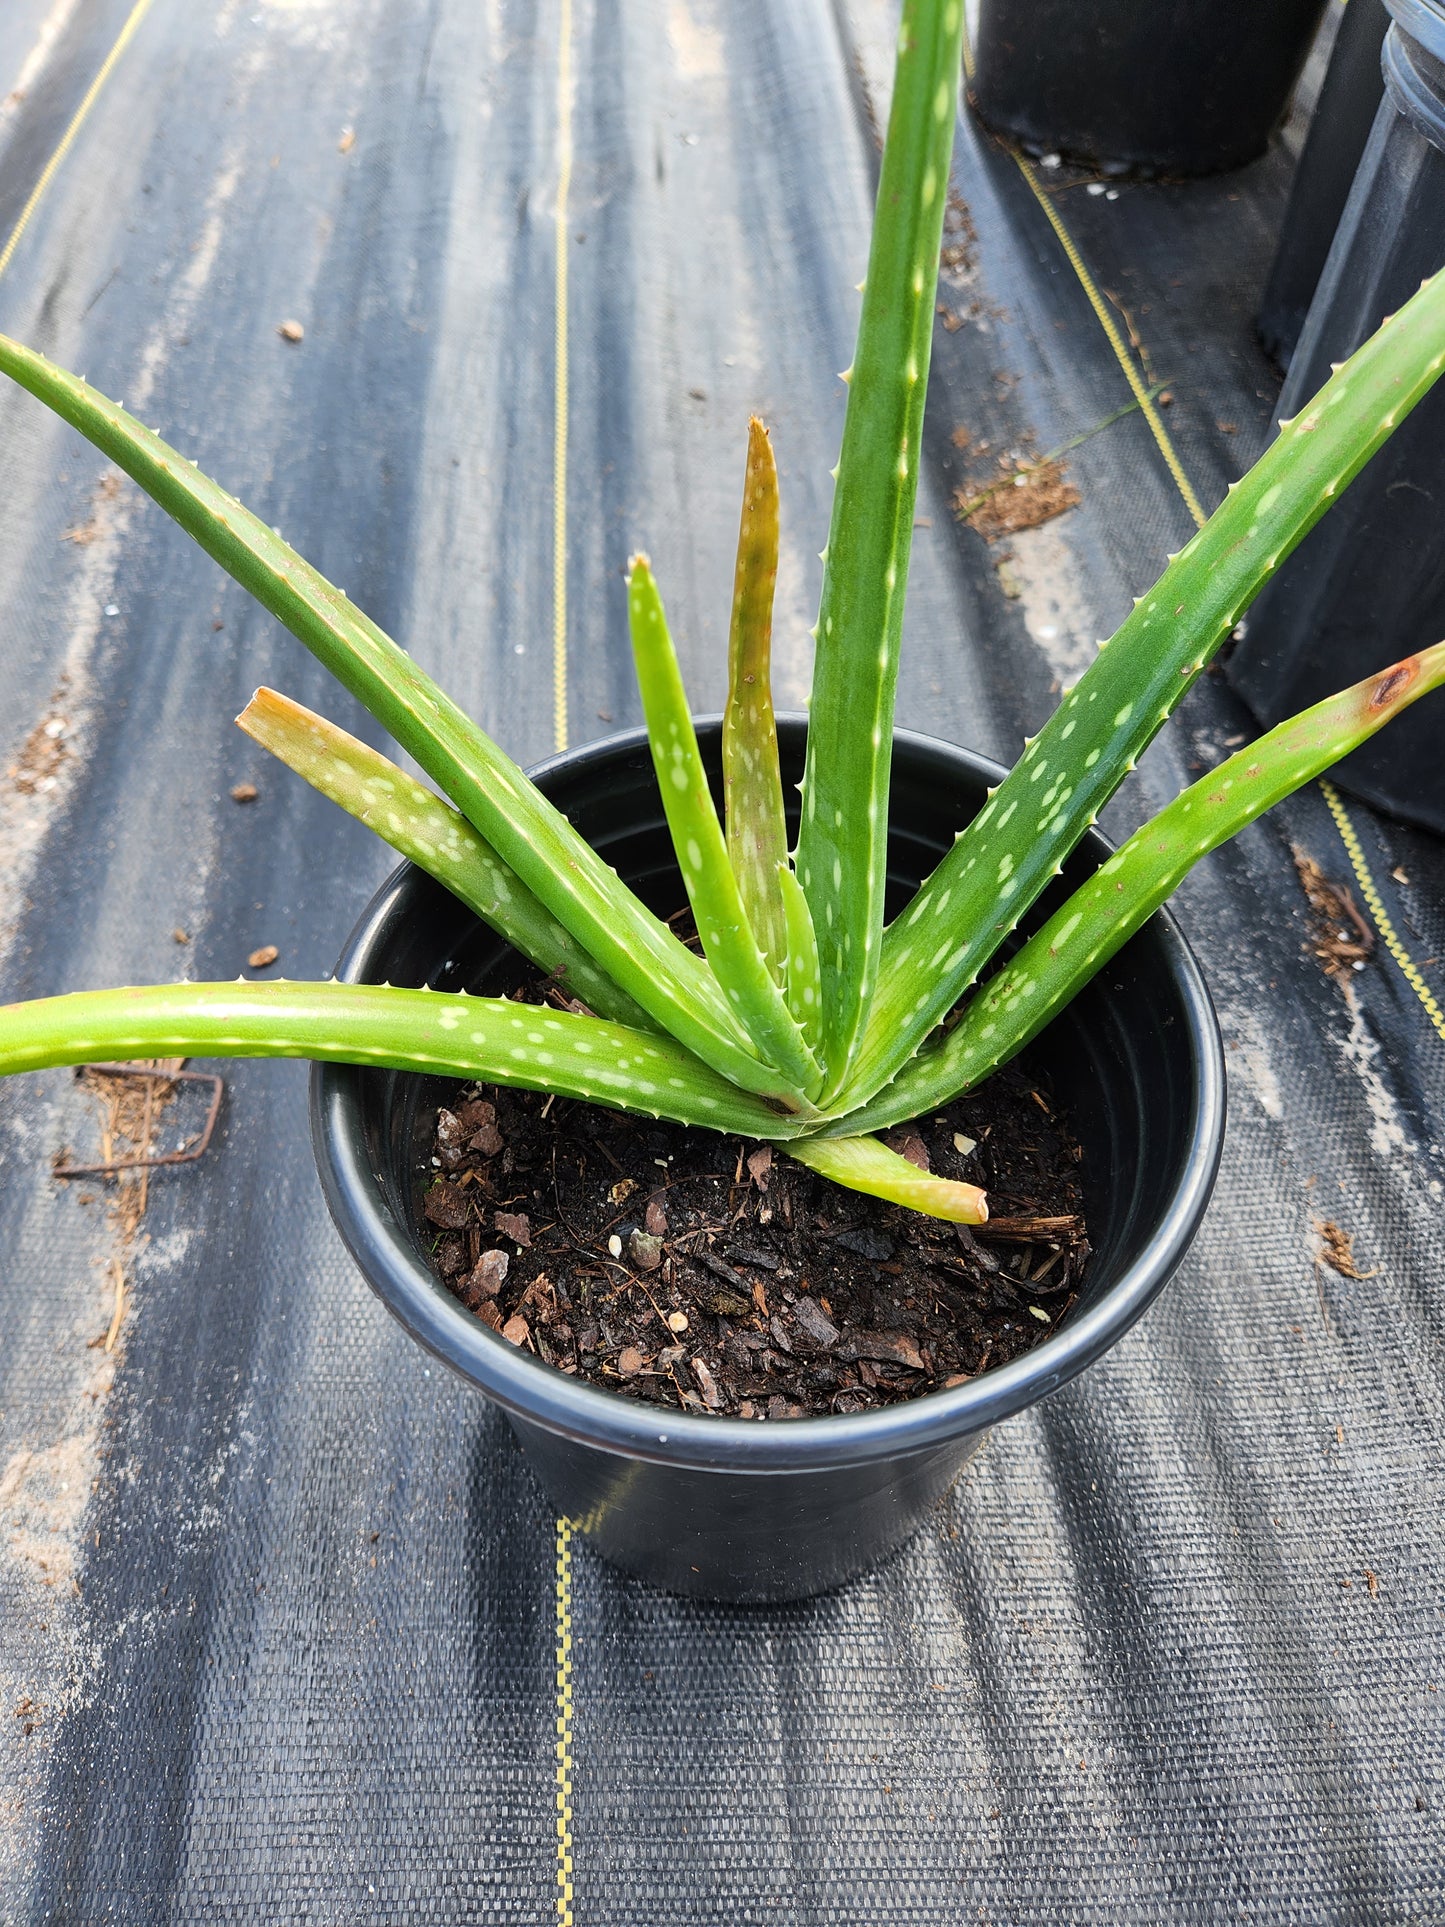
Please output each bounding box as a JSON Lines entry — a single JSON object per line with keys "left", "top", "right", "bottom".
{"left": 554, "top": 1516, "right": 576, "bottom": 1924}
{"left": 1319, "top": 779, "right": 1445, "bottom": 1044}
{"left": 0, "top": 0, "right": 156, "bottom": 285}
{"left": 1012, "top": 156, "right": 1209, "bottom": 529}
{"left": 551, "top": 10, "right": 578, "bottom": 1916}
{"left": 552, "top": 0, "right": 574, "bottom": 754}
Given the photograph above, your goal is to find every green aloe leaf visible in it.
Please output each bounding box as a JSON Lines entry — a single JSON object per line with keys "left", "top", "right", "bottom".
{"left": 787, "top": 1132, "right": 986, "bottom": 1223}
{"left": 794, "top": 0, "right": 967, "bottom": 1092}
{"left": 626, "top": 556, "right": 823, "bottom": 1100}
{"left": 0, "top": 981, "right": 811, "bottom": 1136}
{"left": 0, "top": 336, "right": 799, "bottom": 1101}
{"left": 722, "top": 416, "right": 790, "bottom": 980}
{"left": 237, "top": 688, "right": 656, "bottom": 1031}
{"left": 842, "top": 265, "right": 1445, "bottom": 1111}
{"left": 835, "top": 640, "right": 1445, "bottom": 1135}
{"left": 777, "top": 862, "right": 823, "bottom": 1051}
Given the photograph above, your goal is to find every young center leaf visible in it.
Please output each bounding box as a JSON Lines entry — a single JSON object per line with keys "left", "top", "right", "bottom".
{"left": 626, "top": 557, "right": 824, "bottom": 1101}
{"left": 777, "top": 862, "right": 823, "bottom": 1052}
{"left": 722, "top": 417, "right": 790, "bottom": 981}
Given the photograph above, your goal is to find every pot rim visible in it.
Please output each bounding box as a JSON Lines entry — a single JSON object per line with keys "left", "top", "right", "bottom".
{"left": 311, "top": 722, "right": 1225, "bottom": 1475}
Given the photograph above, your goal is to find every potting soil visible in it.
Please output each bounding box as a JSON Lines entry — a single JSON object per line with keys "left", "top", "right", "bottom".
{"left": 420, "top": 1059, "right": 1089, "bottom": 1418}
{"left": 0, "top": 2, "right": 1442, "bottom": 1920}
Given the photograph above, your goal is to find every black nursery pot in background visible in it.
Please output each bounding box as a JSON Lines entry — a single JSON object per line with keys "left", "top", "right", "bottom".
{"left": 1257, "top": 0, "right": 1390, "bottom": 370}
{"left": 970, "top": 0, "right": 1329, "bottom": 177}
{"left": 311, "top": 724, "right": 1224, "bottom": 1604}
{"left": 1232, "top": 0, "right": 1445, "bottom": 833}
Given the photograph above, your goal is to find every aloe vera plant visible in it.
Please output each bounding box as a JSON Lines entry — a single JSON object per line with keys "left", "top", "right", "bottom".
{"left": 2, "top": 0, "right": 1445, "bottom": 1233}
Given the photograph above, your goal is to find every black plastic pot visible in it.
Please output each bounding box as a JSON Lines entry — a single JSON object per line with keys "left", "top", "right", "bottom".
{"left": 1231, "top": 0, "right": 1445, "bottom": 833}
{"left": 1257, "top": 0, "right": 1390, "bottom": 370}
{"left": 970, "top": 0, "right": 1329, "bottom": 178}
{"left": 311, "top": 722, "right": 1224, "bottom": 1603}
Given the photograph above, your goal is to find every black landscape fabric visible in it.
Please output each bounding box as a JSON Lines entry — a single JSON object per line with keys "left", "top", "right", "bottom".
{"left": 0, "top": 1, "right": 1442, "bottom": 1921}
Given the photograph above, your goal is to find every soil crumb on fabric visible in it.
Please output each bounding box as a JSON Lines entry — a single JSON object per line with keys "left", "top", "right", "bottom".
{"left": 1291, "top": 845, "right": 1373, "bottom": 980}
{"left": 419, "top": 997, "right": 1089, "bottom": 1420}
{"left": 7, "top": 706, "right": 71, "bottom": 797}
{"left": 953, "top": 453, "right": 1081, "bottom": 539}
{"left": 940, "top": 183, "right": 977, "bottom": 277}
{"left": 61, "top": 471, "right": 123, "bottom": 547}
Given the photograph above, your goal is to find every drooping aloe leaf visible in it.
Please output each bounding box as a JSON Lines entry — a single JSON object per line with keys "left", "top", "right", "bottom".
{"left": 626, "top": 556, "right": 823, "bottom": 1100}
{"left": 237, "top": 688, "right": 655, "bottom": 1031}
{"left": 835, "top": 641, "right": 1445, "bottom": 1136}
{"left": 0, "top": 981, "right": 812, "bottom": 1136}
{"left": 842, "top": 266, "right": 1445, "bottom": 1111}
{"left": 794, "top": 0, "right": 967, "bottom": 1092}
{"left": 0, "top": 338, "right": 798, "bottom": 1102}
{"left": 722, "top": 417, "right": 789, "bottom": 979}
{"left": 777, "top": 862, "right": 822, "bottom": 1052}
{"left": 787, "top": 1133, "right": 987, "bottom": 1223}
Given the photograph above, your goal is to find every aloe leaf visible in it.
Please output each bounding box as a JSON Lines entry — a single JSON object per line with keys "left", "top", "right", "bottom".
{"left": 793, "top": 0, "right": 967, "bottom": 1092}
{"left": 835, "top": 641, "right": 1445, "bottom": 1136}
{"left": 787, "top": 1133, "right": 987, "bottom": 1223}
{"left": 777, "top": 862, "right": 822, "bottom": 1052}
{"left": 0, "top": 981, "right": 813, "bottom": 1137}
{"left": 843, "top": 266, "right": 1445, "bottom": 1110}
{"left": 722, "top": 417, "right": 789, "bottom": 979}
{"left": 626, "top": 557, "right": 823, "bottom": 1099}
{"left": 237, "top": 688, "right": 656, "bottom": 1031}
{"left": 0, "top": 338, "right": 795, "bottom": 1101}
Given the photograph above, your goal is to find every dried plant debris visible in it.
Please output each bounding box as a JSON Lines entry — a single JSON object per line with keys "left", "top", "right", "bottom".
{"left": 54, "top": 1063, "right": 182, "bottom": 1351}
{"left": 952, "top": 385, "right": 1162, "bottom": 543}
{"left": 953, "top": 452, "right": 1081, "bottom": 539}
{"left": 420, "top": 979, "right": 1089, "bottom": 1420}
{"left": 1292, "top": 845, "right": 1374, "bottom": 979}
{"left": 1313, "top": 1217, "right": 1378, "bottom": 1281}
{"left": 940, "top": 184, "right": 976, "bottom": 277}
{"left": 854, "top": 53, "right": 883, "bottom": 151}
